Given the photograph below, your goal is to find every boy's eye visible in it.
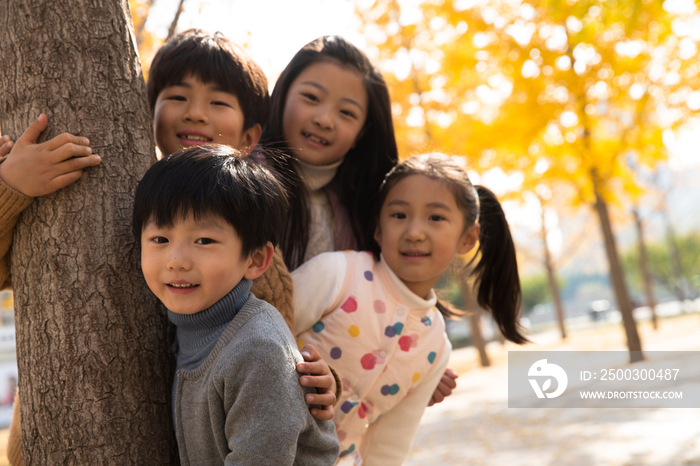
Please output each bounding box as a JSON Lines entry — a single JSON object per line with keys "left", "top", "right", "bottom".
{"left": 152, "top": 236, "right": 169, "bottom": 244}
{"left": 168, "top": 95, "right": 186, "bottom": 102}
{"left": 195, "top": 238, "right": 215, "bottom": 245}
{"left": 390, "top": 212, "right": 406, "bottom": 219}
{"left": 429, "top": 214, "right": 445, "bottom": 221}
{"left": 212, "top": 101, "right": 230, "bottom": 107}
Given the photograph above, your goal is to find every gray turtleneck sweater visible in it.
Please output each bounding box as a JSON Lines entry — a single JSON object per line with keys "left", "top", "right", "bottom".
{"left": 168, "top": 280, "right": 340, "bottom": 465}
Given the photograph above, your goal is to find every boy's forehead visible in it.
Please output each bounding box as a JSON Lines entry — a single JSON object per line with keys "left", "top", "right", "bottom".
{"left": 167, "top": 74, "right": 232, "bottom": 94}
{"left": 144, "top": 211, "right": 236, "bottom": 232}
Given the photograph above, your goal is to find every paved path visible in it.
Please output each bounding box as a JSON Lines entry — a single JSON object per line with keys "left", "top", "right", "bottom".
{"left": 405, "top": 314, "right": 700, "bottom": 466}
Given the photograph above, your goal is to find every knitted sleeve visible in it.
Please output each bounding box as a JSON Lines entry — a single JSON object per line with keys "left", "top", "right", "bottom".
{"left": 7, "top": 390, "right": 22, "bottom": 466}
{"left": 0, "top": 179, "right": 33, "bottom": 291}
{"left": 250, "top": 247, "right": 295, "bottom": 333}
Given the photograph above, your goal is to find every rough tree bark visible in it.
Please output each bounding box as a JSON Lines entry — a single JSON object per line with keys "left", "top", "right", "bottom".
{"left": 0, "top": 0, "right": 177, "bottom": 464}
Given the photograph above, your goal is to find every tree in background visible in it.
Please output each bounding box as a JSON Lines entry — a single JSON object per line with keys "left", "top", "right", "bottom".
{"left": 623, "top": 232, "right": 700, "bottom": 299}
{"left": 356, "top": 0, "right": 700, "bottom": 361}
{"left": 0, "top": 0, "right": 177, "bottom": 462}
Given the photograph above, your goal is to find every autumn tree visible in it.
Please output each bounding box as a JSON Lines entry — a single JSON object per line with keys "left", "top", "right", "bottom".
{"left": 0, "top": 0, "right": 177, "bottom": 463}
{"left": 356, "top": 0, "right": 698, "bottom": 362}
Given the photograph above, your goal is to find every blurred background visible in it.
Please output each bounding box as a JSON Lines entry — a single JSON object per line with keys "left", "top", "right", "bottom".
{"left": 2, "top": 0, "right": 700, "bottom": 464}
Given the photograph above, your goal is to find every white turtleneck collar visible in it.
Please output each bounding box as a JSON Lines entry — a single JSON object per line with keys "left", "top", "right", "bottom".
{"left": 293, "top": 157, "right": 344, "bottom": 192}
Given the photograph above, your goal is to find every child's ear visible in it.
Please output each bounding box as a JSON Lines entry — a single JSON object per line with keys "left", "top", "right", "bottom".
{"left": 458, "top": 224, "right": 480, "bottom": 255}
{"left": 240, "top": 123, "right": 262, "bottom": 156}
{"left": 373, "top": 225, "right": 382, "bottom": 246}
{"left": 243, "top": 241, "right": 275, "bottom": 280}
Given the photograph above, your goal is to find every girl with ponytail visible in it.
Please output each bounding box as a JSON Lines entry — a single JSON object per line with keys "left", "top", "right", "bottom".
{"left": 291, "top": 153, "right": 527, "bottom": 465}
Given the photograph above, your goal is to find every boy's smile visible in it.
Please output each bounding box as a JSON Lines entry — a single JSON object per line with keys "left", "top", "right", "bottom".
{"left": 153, "top": 75, "right": 260, "bottom": 157}
{"left": 374, "top": 174, "right": 479, "bottom": 299}
{"left": 140, "top": 213, "right": 253, "bottom": 314}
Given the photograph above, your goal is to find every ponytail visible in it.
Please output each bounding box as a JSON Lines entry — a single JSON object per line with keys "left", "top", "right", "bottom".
{"left": 470, "top": 186, "right": 528, "bottom": 344}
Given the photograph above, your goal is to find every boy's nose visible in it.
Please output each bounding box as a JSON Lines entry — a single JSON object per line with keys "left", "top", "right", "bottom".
{"left": 167, "top": 248, "right": 192, "bottom": 271}
{"left": 183, "top": 102, "right": 208, "bottom": 124}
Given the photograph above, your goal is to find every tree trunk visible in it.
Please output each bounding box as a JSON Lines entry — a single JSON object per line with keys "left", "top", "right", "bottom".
{"left": 460, "top": 276, "right": 489, "bottom": 367}
{"left": 540, "top": 204, "right": 566, "bottom": 339}
{"left": 633, "top": 207, "right": 658, "bottom": 330}
{"left": 0, "top": 1, "right": 177, "bottom": 464}
{"left": 592, "top": 178, "right": 644, "bottom": 363}
{"left": 166, "top": 0, "right": 187, "bottom": 41}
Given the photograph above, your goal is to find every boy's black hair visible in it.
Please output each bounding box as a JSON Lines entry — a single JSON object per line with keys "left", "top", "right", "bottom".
{"left": 261, "top": 36, "right": 398, "bottom": 270}
{"left": 147, "top": 29, "right": 269, "bottom": 131}
{"left": 132, "top": 144, "right": 288, "bottom": 257}
{"left": 370, "top": 154, "right": 528, "bottom": 344}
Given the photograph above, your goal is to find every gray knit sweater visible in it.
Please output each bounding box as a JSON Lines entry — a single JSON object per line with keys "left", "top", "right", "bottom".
{"left": 168, "top": 282, "right": 340, "bottom": 465}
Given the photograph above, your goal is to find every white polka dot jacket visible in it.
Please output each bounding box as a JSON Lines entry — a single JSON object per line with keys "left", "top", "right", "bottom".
{"left": 292, "top": 251, "right": 451, "bottom": 466}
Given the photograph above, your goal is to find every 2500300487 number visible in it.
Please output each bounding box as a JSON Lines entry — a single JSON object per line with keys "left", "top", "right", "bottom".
{"left": 600, "top": 368, "right": 679, "bottom": 381}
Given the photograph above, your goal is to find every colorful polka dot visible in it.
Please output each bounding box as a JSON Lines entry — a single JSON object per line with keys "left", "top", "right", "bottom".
{"left": 361, "top": 352, "right": 377, "bottom": 370}
{"left": 384, "top": 322, "right": 404, "bottom": 338}
{"left": 339, "top": 444, "right": 356, "bottom": 458}
{"left": 381, "top": 384, "right": 400, "bottom": 396}
{"left": 364, "top": 270, "right": 373, "bottom": 281}
{"left": 348, "top": 325, "right": 360, "bottom": 337}
{"left": 358, "top": 402, "right": 367, "bottom": 419}
{"left": 399, "top": 335, "right": 413, "bottom": 352}
{"left": 336, "top": 429, "right": 347, "bottom": 442}
{"left": 330, "top": 347, "right": 342, "bottom": 359}
{"left": 341, "top": 296, "right": 357, "bottom": 313}
{"left": 412, "top": 372, "right": 421, "bottom": 382}
{"left": 421, "top": 316, "right": 432, "bottom": 326}
{"left": 312, "top": 321, "right": 324, "bottom": 333}
{"left": 373, "top": 300, "right": 386, "bottom": 313}
{"left": 296, "top": 338, "right": 304, "bottom": 349}
{"left": 428, "top": 351, "right": 437, "bottom": 364}
{"left": 340, "top": 401, "right": 357, "bottom": 413}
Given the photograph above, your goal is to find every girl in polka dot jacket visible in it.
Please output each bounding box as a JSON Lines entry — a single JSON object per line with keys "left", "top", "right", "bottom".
{"left": 292, "top": 154, "right": 529, "bottom": 465}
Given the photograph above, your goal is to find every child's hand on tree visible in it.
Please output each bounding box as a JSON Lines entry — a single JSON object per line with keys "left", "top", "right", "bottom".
{"left": 428, "top": 367, "right": 458, "bottom": 407}
{"left": 0, "top": 135, "right": 13, "bottom": 158}
{"left": 0, "top": 114, "right": 101, "bottom": 197}
{"left": 296, "top": 344, "right": 337, "bottom": 421}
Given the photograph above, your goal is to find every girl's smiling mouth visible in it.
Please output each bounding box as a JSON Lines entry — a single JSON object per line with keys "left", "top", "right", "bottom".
{"left": 401, "top": 250, "right": 430, "bottom": 259}
{"left": 302, "top": 132, "right": 329, "bottom": 146}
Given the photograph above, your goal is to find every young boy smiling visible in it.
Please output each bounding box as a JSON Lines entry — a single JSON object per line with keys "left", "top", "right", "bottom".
{"left": 133, "top": 145, "right": 339, "bottom": 465}
{"left": 147, "top": 29, "right": 268, "bottom": 158}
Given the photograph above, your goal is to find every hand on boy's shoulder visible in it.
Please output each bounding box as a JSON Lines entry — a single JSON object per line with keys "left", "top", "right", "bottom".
{"left": 0, "top": 114, "right": 101, "bottom": 197}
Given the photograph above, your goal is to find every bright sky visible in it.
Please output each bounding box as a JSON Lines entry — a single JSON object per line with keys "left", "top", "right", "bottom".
{"left": 146, "top": 0, "right": 365, "bottom": 82}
